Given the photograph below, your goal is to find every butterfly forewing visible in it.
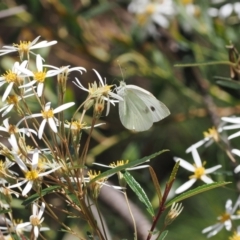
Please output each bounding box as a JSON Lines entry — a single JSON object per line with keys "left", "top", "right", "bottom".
{"left": 125, "top": 85, "right": 170, "bottom": 122}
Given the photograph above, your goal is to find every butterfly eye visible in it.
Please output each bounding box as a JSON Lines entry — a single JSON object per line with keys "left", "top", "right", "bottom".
{"left": 150, "top": 106, "right": 156, "bottom": 112}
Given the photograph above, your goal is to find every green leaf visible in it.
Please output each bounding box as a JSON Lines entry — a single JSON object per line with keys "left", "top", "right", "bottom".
{"left": 216, "top": 78, "right": 240, "bottom": 89}
{"left": 22, "top": 185, "right": 61, "bottom": 206}
{"left": 123, "top": 171, "right": 154, "bottom": 217}
{"left": 0, "top": 208, "right": 11, "bottom": 214}
{"left": 11, "top": 233, "right": 22, "bottom": 240}
{"left": 149, "top": 166, "right": 162, "bottom": 202}
{"left": 81, "top": 3, "right": 118, "bottom": 20}
{"left": 168, "top": 161, "right": 180, "bottom": 184}
{"left": 158, "top": 230, "right": 168, "bottom": 240}
{"left": 90, "top": 150, "right": 168, "bottom": 183}
{"left": 165, "top": 181, "right": 231, "bottom": 208}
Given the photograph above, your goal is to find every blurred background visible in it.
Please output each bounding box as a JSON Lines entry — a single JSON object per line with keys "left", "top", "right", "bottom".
{"left": 0, "top": 0, "right": 240, "bottom": 239}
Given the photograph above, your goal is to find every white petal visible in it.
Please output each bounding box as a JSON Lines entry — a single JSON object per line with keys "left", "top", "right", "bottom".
{"left": 36, "top": 54, "right": 43, "bottom": 72}
{"left": 53, "top": 102, "right": 75, "bottom": 113}
{"left": 32, "top": 149, "right": 39, "bottom": 169}
{"left": 22, "top": 181, "right": 33, "bottom": 196}
{"left": 219, "top": 3, "right": 233, "bottom": 19}
{"left": 2, "top": 82, "right": 14, "bottom": 102}
{"left": 174, "top": 157, "right": 195, "bottom": 172}
{"left": 223, "top": 124, "right": 240, "bottom": 130}
{"left": 205, "top": 165, "right": 222, "bottom": 174}
{"left": 8, "top": 180, "right": 27, "bottom": 189}
{"left": 175, "top": 178, "right": 196, "bottom": 194}
{"left": 48, "top": 117, "right": 57, "bottom": 133}
{"left": 232, "top": 149, "right": 240, "bottom": 157}
{"left": 44, "top": 102, "right": 51, "bottom": 111}
{"left": 224, "top": 219, "right": 232, "bottom": 231}
{"left": 2, "top": 105, "right": 14, "bottom": 117}
{"left": 14, "top": 154, "right": 28, "bottom": 172}
{"left": 222, "top": 117, "right": 240, "bottom": 124}
{"left": 234, "top": 165, "right": 240, "bottom": 174}
{"left": 38, "top": 202, "right": 45, "bottom": 219}
{"left": 93, "top": 69, "right": 104, "bottom": 86}
{"left": 31, "top": 40, "right": 57, "bottom": 49}
{"left": 33, "top": 225, "right": 39, "bottom": 238}
{"left": 185, "top": 139, "right": 207, "bottom": 153}
{"left": 200, "top": 175, "right": 214, "bottom": 184}
{"left": 191, "top": 148, "right": 202, "bottom": 167}
{"left": 228, "top": 131, "right": 240, "bottom": 140}
{"left": 3, "top": 118, "right": 9, "bottom": 128}
{"left": 37, "top": 82, "right": 44, "bottom": 97}
{"left": 38, "top": 119, "right": 47, "bottom": 139}
{"left": 39, "top": 166, "right": 61, "bottom": 177}
{"left": 32, "top": 202, "right": 38, "bottom": 215}
{"left": 16, "top": 222, "right": 31, "bottom": 230}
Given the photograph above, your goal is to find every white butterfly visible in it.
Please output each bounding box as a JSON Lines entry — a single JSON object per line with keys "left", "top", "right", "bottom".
{"left": 116, "top": 81, "right": 170, "bottom": 131}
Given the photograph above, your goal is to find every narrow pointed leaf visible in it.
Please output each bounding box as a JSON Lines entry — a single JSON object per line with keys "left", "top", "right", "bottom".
{"left": 90, "top": 150, "right": 168, "bottom": 183}
{"left": 165, "top": 181, "right": 231, "bottom": 209}
{"left": 22, "top": 185, "right": 61, "bottom": 206}
{"left": 216, "top": 78, "right": 240, "bottom": 89}
{"left": 123, "top": 171, "right": 154, "bottom": 216}
{"left": 149, "top": 166, "right": 162, "bottom": 202}
{"left": 158, "top": 230, "right": 168, "bottom": 240}
{"left": 168, "top": 161, "right": 180, "bottom": 184}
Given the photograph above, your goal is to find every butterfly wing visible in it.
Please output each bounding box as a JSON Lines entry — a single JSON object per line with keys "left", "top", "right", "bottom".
{"left": 125, "top": 85, "right": 170, "bottom": 122}
{"left": 118, "top": 89, "right": 153, "bottom": 131}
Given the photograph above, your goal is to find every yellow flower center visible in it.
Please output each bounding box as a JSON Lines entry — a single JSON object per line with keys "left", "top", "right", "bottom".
{"left": 88, "top": 82, "right": 112, "bottom": 97}
{"left": 145, "top": 4, "right": 156, "bottom": 15}
{"left": 13, "top": 41, "right": 31, "bottom": 53}
{"left": 110, "top": 160, "right": 129, "bottom": 168}
{"left": 69, "top": 120, "right": 86, "bottom": 131}
{"left": 2, "top": 70, "right": 17, "bottom": 83}
{"left": 203, "top": 127, "right": 219, "bottom": 142}
{"left": 219, "top": 212, "right": 230, "bottom": 223}
{"left": 25, "top": 170, "right": 39, "bottom": 180}
{"left": 34, "top": 70, "right": 47, "bottom": 83}
{"left": 7, "top": 95, "right": 19, "bottom": 105}
{"left": 41, "top": 109, "right": 54, "bottom": 119}
{"left": 30, "top": 215, "right": 41, "bottom": 226}
{"left": 189, "top": 162, "right": 206, "bottom": 179}
{"left": 181, "top": 0, "right": 193, "bottom": 4}
{"left": 229, "top": 231, "right": 240, "bottom": 240}
{"left": 8, "top": 124, "right": 18, "bottom": 134}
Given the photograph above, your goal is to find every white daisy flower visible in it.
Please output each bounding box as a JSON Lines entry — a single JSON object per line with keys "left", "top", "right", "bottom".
{"left": 18, "top": 101, "right": 75, "bottom": 139}
{"left": 174, "top": 148, "right": 222, "bottom": 194}
{"left": 0, "top": 36, "right": 57, "bottom": 59}
{"left": 0, "top": 90, "right": 34, "bottom": 117}
{"left": 8, "top": 149, "right": 61, "bottom": 196}
{"left": 186, "top": 125, "right": 224, "bottom": 153}
{"left": 16, "top": 202, "right": 49, "bottom": 239}
{"left": 0, "top": 117, "right": 37, "bottom": 139}
{"left": 128, "top": 0, "right": 176, "bottom": 36}
{"left": 222, "top": 116, "right": 240, "bottom": 140}
{"left": 73, "top": 69, "right": 122, "bottom": 116}
{"left": 18, "top": 54, "right": 66, "bottom": 97}
{"left": 0, "top": 60, "right": 28, "bottom": 101}
{"left": 202, "top": 196, "right": 240, "bottom": 238}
